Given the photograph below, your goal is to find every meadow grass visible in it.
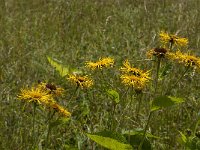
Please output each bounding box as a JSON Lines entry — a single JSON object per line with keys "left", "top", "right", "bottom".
{"left": 0, "top": 0, "right": 200, "bottom": 149}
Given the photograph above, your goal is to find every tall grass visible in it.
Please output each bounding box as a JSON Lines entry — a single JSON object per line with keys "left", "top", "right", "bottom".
{"left": 0, "top": 0, "right": 200, "bottom": 149}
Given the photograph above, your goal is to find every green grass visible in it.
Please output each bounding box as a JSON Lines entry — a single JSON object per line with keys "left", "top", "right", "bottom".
{"left": 0, "top": 0, "right": 200, "bottom": 149}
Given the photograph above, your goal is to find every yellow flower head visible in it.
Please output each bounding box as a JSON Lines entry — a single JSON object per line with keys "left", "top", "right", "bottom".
{"left": 120, "top": 74, "right": 150, "bottom": 90}
{"left": 120, "top": 60, "right": 151, "bottom": 79}
{"left": 159, "top": 31, "right": 188, "bottom": 47}
{"left": 120, "top": 60, "right": 151, "bottom": 90}
{"left": 85, "top": 57, "right": 114, "bottom": 70}
{"left": 67, "top": 74, "right": 93, "bottom": 88}
{"left": 120, "top": 60, "right": 142, "bottom": 75}
{"left": 37, "top": 82, "right": 64, "bottom": 97}
{"left": 47, "top": 102, "right": 71, "bottom": 117}
{"left": 146, "top": 47, "right": 168, "bottom": 58}
{"left": 167, "top": 51, "right": 200, "bottom": 68}
{"left": 18, "top": 87, "right": 53, "bottom": 104}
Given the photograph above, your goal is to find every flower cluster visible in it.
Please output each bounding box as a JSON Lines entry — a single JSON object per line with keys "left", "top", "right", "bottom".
{"left": 18, "top": 86, "right": 53, "bottom": 104}
{"left": 18, "top": 82, "right": 71, "bottom": 117}
{"left": 67, "top": 74, "right": 93, "bottom": 88}
{"left": 85, "top": 57, "right": 114, "bottom": 70}
{"left": 37, "top": 82, "right": 64, "bottom": 97}
{"left": 159, "top": 31, "right": 188, "bottom": 47}
{"left": 167, "top": 51, "right": 200, "bottom": 68}
{"left": 147, "top": 47, "right": 168, "bottom": 58}
{"left": 120, "top": 60, "right": 151, "bottom": 90}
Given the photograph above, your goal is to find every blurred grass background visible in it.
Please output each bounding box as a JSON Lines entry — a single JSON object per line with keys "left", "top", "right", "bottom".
{"left": 0, "top": 0, "right": 200, "bottom": 149}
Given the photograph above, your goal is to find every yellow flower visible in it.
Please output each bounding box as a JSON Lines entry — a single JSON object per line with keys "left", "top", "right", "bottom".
{"left": 18, "top": 87, "right": 53, "bottom": 104}
{"left": 159, "top": 31, "right": 188, "bottom": 47}
{"left": 146, "top": 47, "right": 168, "bottom": 58}
{"left": 120, "top": 60, "right": 151, "bottom": 79}
{"left": 120, "top": 74, "right": 149, "bottom": 90}
{"left": 37, "top": 82, "right": 64, "bottom": 97}
{"left": 67, "top": 74, "right": 93, "bottom": 88}
{"left": 47, "top": 102, "right": 71, "bottom": 117}
{"left": 167, "top": 51, "right": 200, "bottom": 68}
{"left": 85, "top": 57, "right": 114, "bottom": 70}
{"left": 120, "top": 61, "right": 151, "bottom": 89}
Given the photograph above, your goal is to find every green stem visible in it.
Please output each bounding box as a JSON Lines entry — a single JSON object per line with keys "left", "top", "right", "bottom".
{"left": 69, "top": 85, "right": 79, "bottom": 101}
{"left": 165, "top": 66, "right": 190, "bottom": 95}
{"left": 154, "top": 57, "right": 161, "bottom": 95}
{"left": 136, "top": 93, "right": 143, "bottom": 119}
{"left": 194, "top": 119, "right": 200, "bottom": 135}
{"left": 32, "top": 103, "right": 36, "bottom": 148}
{"left": 46, "top": 123, "right": 51, "bottom": 149}
{"left": 139, "top": 57, "right": 161, "bottom": 149}
{"left": 45, "top": 110, "right": 55, "bottom": 149}
{"left": 110, "top": 103, "right": 117, "bottom": 131}
{"left": 138, "top": 111, "right": 153, "bottom": 149}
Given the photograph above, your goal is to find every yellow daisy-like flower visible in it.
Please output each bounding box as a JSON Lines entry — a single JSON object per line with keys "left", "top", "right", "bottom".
{"left": 146, "top": 47, "right": 168, "bottom": 58}
{"left": 18, "top": 87, "right": 53, "bottom": 104}
{"left": 37, "top": 82, "right": 64, "bottom": 97}
{"left": 67, "top": 74, "right": 93, "bottom": 88}
{"left": 167, "top": 51, "right": 200, "bottom": 68}
{"left": 85, "top": 57, "right": 114, "bottom": 70}
{"left": 159, "top": 31, "right": 188, "bottom": 47}
{"left": 120, "top": 60, "right": 151, "bottom": 89}
{"left": 120, "top": 74, "right": 150, "bottom": 90}
{"left": 47, "top": 102, "right": 71, "bottom": 117}
{"left": 120, "top": 60, "right": 151, "bottom": 79}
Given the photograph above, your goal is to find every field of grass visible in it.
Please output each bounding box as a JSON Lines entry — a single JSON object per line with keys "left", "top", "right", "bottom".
{"left": 1, "top": 0, "right": 200, "bottom": 149}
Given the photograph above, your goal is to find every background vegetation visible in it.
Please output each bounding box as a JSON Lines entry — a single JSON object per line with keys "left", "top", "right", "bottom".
{"left": 0, "top": 0, "right": 200, "bottom": 149}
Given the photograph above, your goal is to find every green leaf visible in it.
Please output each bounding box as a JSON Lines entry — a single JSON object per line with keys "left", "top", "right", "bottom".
{"left": 124, "top": 133, "right": 152, "bottom": 150}
{"left": 123, "top": 129, "right": 160, "bottom": 139}
{"left": 107, "top": 89, "right": 120, "bottom": 104}
{"left": 87, "top": 131, "right": 132, "bottom": 150}
{"left": 47, "top": 56, "right": 69, "bottom": 77}
{"left": 159, "top": 63, "right": 172, "bottom": 80}
{"left": 188, "top": 136, "right": 200, "bottom": 150}
{"left": 151, "top": 96, "right": 185, "bottom": 111}
{"left": 64, "top": 145, "right": 78, "bottom": 150}
{"left": 49, "top": 118, "right": 70, "bottom": 129}
{"left": 178, "top": 131, "right": 187, "bottom": 144}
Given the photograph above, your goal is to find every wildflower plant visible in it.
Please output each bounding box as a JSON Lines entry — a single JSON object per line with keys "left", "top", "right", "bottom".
{"left": 159, "top": 31, "right": 188, "bottom": 48}
{"left": 167, "top": 51, "right": 200, "bottom": 69}
{"left": 15, "top": 30, "right": 199, "bottom": 149}
{"left": 85, "top": 57, "right": 114, "bottom": 70}
{"left": 120, "top": 60, "right": 151, "bottom": 90}
{"left": 67, "top": 74, "right": 93, "bottom": 89}
{"left": 18, "top": 86, "right": 53, "bottom": 105}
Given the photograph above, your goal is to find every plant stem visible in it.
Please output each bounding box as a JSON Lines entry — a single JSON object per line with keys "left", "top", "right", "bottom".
{"left": 139, "top": 57, "right": 161, "bottom": 149}
{"left": 154, "top": 57, "right": 161, "bottom": 95}
{"left": 69, "top": 85, "right": 79, "bottom": 101}
{"left": 138, "top": 111, "right": 153, "bottom": 149}
{"left": 136, "top": 93, "right": 143, "bottom": 119}
{"left": 194, "top": 119, "right": 200, "bottom": 135}
{"left": 32, "top": 103, "right": 36, "bottom": 148}
{"left": 110, "top": 103, "right": 117, "bottom": 131}
{"left": 165, "top": 66, "right": 190, "bottom": 95}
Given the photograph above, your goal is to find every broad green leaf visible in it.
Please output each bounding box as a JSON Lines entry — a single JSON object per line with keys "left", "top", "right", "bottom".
{"left": 64, "top": 145, "right": 78, "bottom": 150}
{"left": 123, "top": 129, "right": 160, "bottom": 139}
{"left": 49, "top": 118, "right": 70, "bottom": 129}
{"left": 107, "top": 89, "right": 120, "bottom": 104}
{"left": 198, "top": 112, "right": 200, "bottom": 120}
{"left": 159, "top": 63, "right": 172, "bottom": 80}
{"left": 188, "top": 136, "right": 200, "bottom": 149}
{"left": 178, "top": 131, "right": 187, "bottom": 144}
{"left": 151, "top": 96, "right": 185, "bottom": 111}
{"left": 123, "top": 133, "right": 152, "bottom": 150}
{"left": 47, "top": 56, "right": 69, "bottom": 77}
{"left": 87, "top": 132, "right": 132, "bottom": 150}
{"left": 96, "top": 131, "right": 128, "bottom": 144}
